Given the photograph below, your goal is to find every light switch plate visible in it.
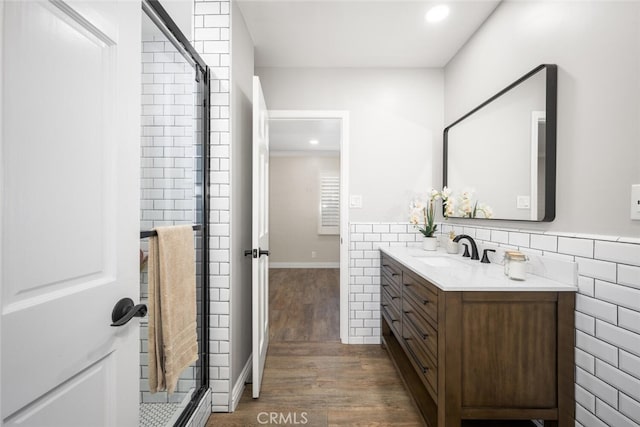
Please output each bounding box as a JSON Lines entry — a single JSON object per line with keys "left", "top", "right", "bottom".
{"left": 517, "top": 195, "right": 531, "bottom": 209}
{"left": 631, "top": 184, "right": 640, "bottom": 220}
{"left": 350, "top": 195, "right": 362, "bottom": 209}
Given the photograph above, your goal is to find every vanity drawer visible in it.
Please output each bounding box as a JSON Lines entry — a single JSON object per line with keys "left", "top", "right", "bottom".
{"left": 381, "top": 293, "right": 401, "bottom": 337}
{"left": 402, "top": 295, "right": 438, "bottom": 360}
{"left": 402, "top": 317, "right": 438, "bottom": 398}
{"left": 381, "top": 274, "right": 401, "bottom": 309}
{"left": 402, "top": 271, "right": 438, "bottom": 324}
{"left": 381, "top": 255, "right": 402, "bottom": 289}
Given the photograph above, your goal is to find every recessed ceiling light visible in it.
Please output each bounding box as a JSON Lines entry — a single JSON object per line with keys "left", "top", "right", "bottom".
{"left": 425, "top": 4, "right": 450, "bottom": 23}
{"left": 309, "top": 139, "right": 319, "bottom": 145}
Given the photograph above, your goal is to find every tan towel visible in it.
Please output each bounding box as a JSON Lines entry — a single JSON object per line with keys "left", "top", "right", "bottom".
{"left": 148, "top": 225, "right": 199, "bottom": 394}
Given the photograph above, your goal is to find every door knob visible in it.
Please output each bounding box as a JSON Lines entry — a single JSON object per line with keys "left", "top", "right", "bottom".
{"left": 244, "top": 248, "right": 270, "bottom": 258}
{"left": 111, "top": 297, "right": 147, "bottom": 327}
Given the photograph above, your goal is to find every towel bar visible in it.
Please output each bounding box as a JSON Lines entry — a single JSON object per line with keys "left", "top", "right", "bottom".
{"left": 140, "top": 224, "right": 202, "bottom": 239}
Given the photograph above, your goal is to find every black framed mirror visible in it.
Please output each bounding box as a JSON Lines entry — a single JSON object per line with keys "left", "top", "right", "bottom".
{"left": 443, "top": 64, "right": 557, "bottom": 222}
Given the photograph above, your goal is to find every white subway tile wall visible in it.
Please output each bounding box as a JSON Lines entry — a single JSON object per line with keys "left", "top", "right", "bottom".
{"left": 349, "top": 222, "right": 640, "bottom": 425}
{"left": 348, "top": 223, "right": 422, "bottom": 344}
{"left": 140, "top": 36, "right": 199, "bottom": 405}
{"left": 193, "top": 0, "right": 231, "bottom": 413}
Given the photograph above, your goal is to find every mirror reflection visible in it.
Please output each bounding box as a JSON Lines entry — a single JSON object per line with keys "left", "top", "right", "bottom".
{"left": 444, "top": 64, "right": 557, "bottom": 222}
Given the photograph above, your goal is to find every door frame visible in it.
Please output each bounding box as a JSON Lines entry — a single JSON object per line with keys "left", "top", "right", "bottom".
{"left": 0, "top": 0, "right": 4, "bottom": 418}
{"left": 530, "top": 110, "right": 545, "bottom": 221}
{"left": 268, "top": 110, "right": 350, "bottom": 344}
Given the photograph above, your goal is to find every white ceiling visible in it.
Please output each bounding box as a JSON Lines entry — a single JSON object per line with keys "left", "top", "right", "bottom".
{"left": 237, "top": 0, "right": 501, "bottom": 68}
{"left": 269, "top": 118, "right": 341, "bottom": 152}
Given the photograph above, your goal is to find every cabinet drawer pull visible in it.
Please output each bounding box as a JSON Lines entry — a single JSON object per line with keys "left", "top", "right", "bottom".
{"left": 404, "top": 338, "right": 428, "bottom": 374}
{"left": 382, "top": 305, "right": 398, "bottom": 322}
{"left": 403, "top": 282, "right": 434, "bottom": 305}
{"left": 404, "top": 311, "right": 429, "bottom": 340}
{"left": 382, "top": 285, "right": 397, "bottom": 299}
{"left": 391, "top": 273, "right": 399, "bottom": 277}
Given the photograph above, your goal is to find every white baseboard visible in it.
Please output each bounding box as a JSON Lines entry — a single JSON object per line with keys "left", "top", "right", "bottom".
{"left": 269, "top": 262, "right": 340, "bottom": 269}
{"left": 231, "top": 354, "right": 252, "bottom": 412}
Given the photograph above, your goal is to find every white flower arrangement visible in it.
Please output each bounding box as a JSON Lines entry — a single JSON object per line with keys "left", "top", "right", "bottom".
{"left": 409, "top": 187, "right": 455, "bottom": 237}
{"left": 409, "top": 187, "right": 493, "bottom": 234}
{"left": 442, "top": 186, "right": 456, "bottom": 218}
{"left": 409, "top": 190, "right": 439, "bottom": 237}
{"left": 457, "top": 190, "right": 493, "bottom": 219}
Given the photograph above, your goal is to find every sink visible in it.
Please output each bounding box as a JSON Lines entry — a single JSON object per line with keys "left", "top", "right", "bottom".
{"left": 414, "top": 256, "right": 470, "bottom": 268}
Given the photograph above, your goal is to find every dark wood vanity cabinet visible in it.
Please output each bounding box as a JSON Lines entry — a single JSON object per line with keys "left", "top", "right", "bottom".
{"left": 381, "top": 259, "right": 403, "bottom": 338}
{"left": 380, "top": 253, "right": 575, "bottom": 427}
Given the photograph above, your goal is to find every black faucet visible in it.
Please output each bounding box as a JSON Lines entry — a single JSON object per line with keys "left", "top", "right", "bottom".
{"left": 453, "top": 234, "right": 479, "bottom": 260}
{"left": 481, "top": 248, "right": 496, "bottom": 264}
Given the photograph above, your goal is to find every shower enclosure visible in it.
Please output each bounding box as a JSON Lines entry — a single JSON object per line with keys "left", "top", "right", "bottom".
{"left": 139, "top": 2, "right": 209, "bottom": 426}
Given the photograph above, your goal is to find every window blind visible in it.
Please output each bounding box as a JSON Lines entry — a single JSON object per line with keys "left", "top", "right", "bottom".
{"left": 318, "top": 175, "right": 340, "bottom": 235}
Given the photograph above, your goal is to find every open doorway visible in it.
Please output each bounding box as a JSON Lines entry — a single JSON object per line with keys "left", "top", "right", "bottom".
{"left": 267, "top": 111, "right": 350, "bottom": 344}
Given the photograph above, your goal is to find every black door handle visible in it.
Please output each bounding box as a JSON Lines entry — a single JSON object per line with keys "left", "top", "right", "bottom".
{"left": 111, "top": 297, "right": 147, "bottom": 327}
{"left": 244, "top": 249, "right": 268, "bottom": 258}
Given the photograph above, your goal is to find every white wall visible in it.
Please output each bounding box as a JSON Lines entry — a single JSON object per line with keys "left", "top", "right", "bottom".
{"left": 159, "top": 0, "right": 194, "bottom": 40}
{"left": 270, "top": 155, "right": 340, "bottom": 264}
{"left": 256, "top": 67, "right": 444, "bottom": 223}
{"left": 442, "top": 2, "right": 640, "bottom": 426}
{"left": 444, "top": 0, "right": 640, "bottom": 237}
{"left": 230, "top": 0, "right": 253, "bottom": 401}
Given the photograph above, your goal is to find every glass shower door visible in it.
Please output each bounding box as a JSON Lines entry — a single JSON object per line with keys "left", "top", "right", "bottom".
{"left": 139, "top": 2, "right": 209, "bottom": 426}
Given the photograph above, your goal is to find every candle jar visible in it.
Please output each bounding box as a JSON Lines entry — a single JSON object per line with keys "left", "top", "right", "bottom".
{"left": 504, "top": 250, "right": 528, "bottom": 281}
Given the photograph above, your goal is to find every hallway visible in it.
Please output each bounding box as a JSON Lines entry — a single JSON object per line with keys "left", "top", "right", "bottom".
{"left": 207, "top": 269, "right": 423, "bottom": 426}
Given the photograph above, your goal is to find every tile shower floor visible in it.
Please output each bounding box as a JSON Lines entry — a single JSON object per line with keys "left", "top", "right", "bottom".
{"left": 140, "top": 403, "right": 180, "bottom": 427}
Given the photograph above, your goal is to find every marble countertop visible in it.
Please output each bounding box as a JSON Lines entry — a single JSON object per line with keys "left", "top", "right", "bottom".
{"left": 380, "top": 246, "right": 577, "bottom": 292}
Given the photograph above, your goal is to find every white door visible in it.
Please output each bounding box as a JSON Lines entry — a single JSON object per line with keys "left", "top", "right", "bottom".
{"left": 251, "top": 76, "right": 270, "bottom": 399}
{"left": 1, "top": 1, "right": 140, "bottom": 426}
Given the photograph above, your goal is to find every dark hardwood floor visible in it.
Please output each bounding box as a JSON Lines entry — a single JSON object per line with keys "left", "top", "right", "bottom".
{"left": 206, "top": 268, "right": 424, "bottom": 426}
